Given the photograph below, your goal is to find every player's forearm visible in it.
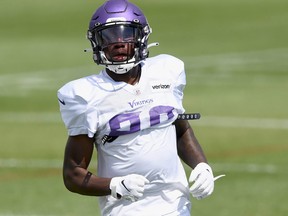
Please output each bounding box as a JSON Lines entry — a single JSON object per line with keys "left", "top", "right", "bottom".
{"left": 63, "top": 167, "right": 111, "bottom": 196}
{"left": 175, "top": 120, "right": 207, "bottom": 168}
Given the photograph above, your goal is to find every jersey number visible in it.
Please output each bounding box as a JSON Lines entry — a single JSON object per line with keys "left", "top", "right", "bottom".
{"left": 109, "top": 105, "right": 175, "bottom": 136}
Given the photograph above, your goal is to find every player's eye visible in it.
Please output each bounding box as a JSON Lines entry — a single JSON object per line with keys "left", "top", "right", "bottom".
{"left": 97, "top": 25, "right": 139, "bottom": 46}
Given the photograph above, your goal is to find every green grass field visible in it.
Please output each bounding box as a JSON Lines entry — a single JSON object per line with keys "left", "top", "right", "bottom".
{"left": 1, "top": 0, "right": 288, "bottom": 215}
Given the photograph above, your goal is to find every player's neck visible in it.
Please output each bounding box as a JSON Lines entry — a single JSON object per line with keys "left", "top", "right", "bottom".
{"left": 106, "top": 65, "right": 141, "bottom": 85}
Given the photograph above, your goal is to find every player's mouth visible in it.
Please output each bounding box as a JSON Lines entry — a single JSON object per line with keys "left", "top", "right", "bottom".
{"left": 112, "top": 51, "right": 128, "bottom": 62}
{"left": 112, "top": 54, "right": 128, "bottom": 62}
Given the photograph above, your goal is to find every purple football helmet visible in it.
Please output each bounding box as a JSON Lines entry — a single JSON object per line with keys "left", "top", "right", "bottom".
{"left": 87, "top": 0, "right": 152, "bottom": 74}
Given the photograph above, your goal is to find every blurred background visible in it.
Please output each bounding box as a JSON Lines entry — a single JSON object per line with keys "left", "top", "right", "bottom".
{"left": 0, "top": 0, "right": 287, "bottom": 215}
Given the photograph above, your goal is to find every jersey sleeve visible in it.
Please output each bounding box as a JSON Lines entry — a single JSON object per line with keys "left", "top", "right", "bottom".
{"left": 164, "top": 55, "right": 186, "bottom": 114}
{"left": 57, "top": 81, "right": 98, "bottom": 138}
{"left": 173, "top": 60, "right": 186, "bottom": 114}
{"left": 150, "top": 54, "right": 187, "bottom": 115}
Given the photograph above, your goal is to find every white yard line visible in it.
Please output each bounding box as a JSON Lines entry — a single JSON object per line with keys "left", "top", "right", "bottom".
{"left": 0, "top": 47, "right": 287, "bottom": 96}
{"left": 183, "top": 47, "right": 288, "bottom": 67}
{"left": 212, "top": 163, "right": 278, "bottom": 174}
{"left": 0, "top": 212, "right": 56, "bottom": 216}
{"left": 0, "top": 158, "right": 279, "bottom": 174}
{"left": 196, "top": 116, "right": 288, "bottom": 130}
{"left": 0, "top": 112, "right": 61, "bottom": 123}
{"left": 0, "top": 158, "right": 62, "bottom": 168}
{"left": 1, "top": 112, "right": 287, "bottom": 130}
{"left": 0, "top": 214, "right": 54, "bottom": 216}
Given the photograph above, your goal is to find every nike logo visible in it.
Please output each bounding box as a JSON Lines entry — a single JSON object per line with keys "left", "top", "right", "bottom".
{"left": 58, "top": 98, "right": 66, "bottom": 105}
{"left": 121, "top": 180, "right": 130, "bottom": 192}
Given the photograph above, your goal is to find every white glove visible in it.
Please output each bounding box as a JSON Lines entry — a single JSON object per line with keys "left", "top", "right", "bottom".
{"left": 110, "top": 174, "right": 149, "bottom": 202}
{"left": 189, "top": 163, "right": 225, "bottom": 200}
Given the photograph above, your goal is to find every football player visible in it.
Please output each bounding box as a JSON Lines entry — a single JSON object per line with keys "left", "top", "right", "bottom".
{"left": 57, "top": 0, "right": 220, "bottom": 215}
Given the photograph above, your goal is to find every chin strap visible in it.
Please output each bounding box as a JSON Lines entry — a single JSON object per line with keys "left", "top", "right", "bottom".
{"left": 147, "top": 42, "right": 159, "bottom": 49}
{"left": 84, "top": 48, "right": 93, "bottom": 52}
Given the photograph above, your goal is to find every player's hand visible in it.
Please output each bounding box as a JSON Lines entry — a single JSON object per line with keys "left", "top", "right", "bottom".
{"left": 110, "top": 174, "right": 150, "bottom": 202}
{"left": 189, "top": 163, "right": 225, "bottom": 200}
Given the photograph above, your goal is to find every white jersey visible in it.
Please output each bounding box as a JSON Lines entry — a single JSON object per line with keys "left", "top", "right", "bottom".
{"left": 58, "top": 54, "right": 191, "bottom": 216}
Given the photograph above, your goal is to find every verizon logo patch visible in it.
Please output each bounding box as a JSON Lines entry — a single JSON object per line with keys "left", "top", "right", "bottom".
{"left": 150, "top": 81, "right": 172, "bottom": 92}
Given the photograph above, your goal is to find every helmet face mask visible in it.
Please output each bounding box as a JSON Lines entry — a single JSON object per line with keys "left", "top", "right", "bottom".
{"left": 93, "top": 22, "right": 143, "bottom": 63}
{"left": 87, "top": 0, "right": 152, "bottom": 74}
